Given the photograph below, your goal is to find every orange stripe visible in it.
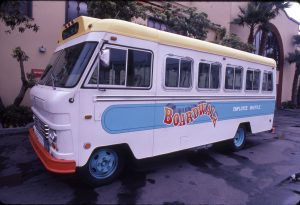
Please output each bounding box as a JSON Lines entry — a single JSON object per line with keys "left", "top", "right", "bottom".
{"left": 28, "top": 128, "right": 76, "bottom": 174}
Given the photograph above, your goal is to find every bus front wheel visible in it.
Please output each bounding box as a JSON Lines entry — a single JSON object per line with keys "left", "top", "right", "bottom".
{"left": 81, "top": 147, "right": 124, "bottom": 186}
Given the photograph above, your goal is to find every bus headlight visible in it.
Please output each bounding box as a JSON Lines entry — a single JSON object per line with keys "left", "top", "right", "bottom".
{"left": 49, "top": 129, "right": 58, "bottom": 151}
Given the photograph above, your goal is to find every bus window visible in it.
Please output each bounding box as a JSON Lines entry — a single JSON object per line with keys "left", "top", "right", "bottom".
{"left": 225, "top": 66, "right": 243, "bottom": 90}
{"left": 253, "top": 70, "right": 260, "bottom": 90}
{"left": 89, "top": 46, "right": 152, "bottom": 88}
{"left": 179, "top": 60, "right": 192, "bottom": 88}
{"left": 246, "top": 69, "right": 260, "bottom": 91}
{"left": 198, "top": 62, "right": 220, "bottom": 89}
{"left": 198, "top": 62, "right": 210, "bottom": 88}
{"left": 127, "top": 50, "right": 152, "bottom": 87}
{"left": 165, "top": 58, "right": 179, "bottom": 87}
{"left": 99, "top": 48, "right": 126, "bottom": 85}
{"left": 267, "top": 73, "right": 273, "bottom": 91}
{"left": 262, "top": 72, "right": 273, "bottom": 91}
{"left": 165, "top": 57, "right": 192, "bottom": 88}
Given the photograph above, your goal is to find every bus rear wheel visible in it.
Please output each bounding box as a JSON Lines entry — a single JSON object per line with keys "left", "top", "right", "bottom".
{"left": 81, "top": 147, "right": 124, "bottom": 186}
{"left": 231, "top": 127, "right": 246, "bottom": 151}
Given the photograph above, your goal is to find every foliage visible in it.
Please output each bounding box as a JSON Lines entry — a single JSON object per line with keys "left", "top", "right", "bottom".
{"left": 280, "top": 101, "right": 297, "bottom": 109}
{"left": 231, "top": 2, "right": 264, "bottom": 44}
{"left": 145, "top": 2, "right": 225, "bottom": 40}
{"left": 219, "top": 34, "right": 255, "bottom": 53}
{"left": 11, "top": 47, "right": 37, "bottom": 106}
{"left": 0, "top": 0, "right": 39, "bottom": 33}
{"left": 0, "top": 1, "right": 38, "bottom": 112}
{"left": 257, "top": 2, "right": 290, "bottom": 55}
{"left": 1, "top": 104, "right": 33, "bottom": 128}
{"left": 231, "top": 2, "right": 289, "bottom": 45}
{"left": 87, "top": 1, "right": 226, "bottom": 41}
{"left": 87, "top": 1, "right": 147, "bottom": 21}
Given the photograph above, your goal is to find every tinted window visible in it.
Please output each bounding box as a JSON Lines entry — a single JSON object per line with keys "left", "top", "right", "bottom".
{"left": 165, "top": 58, "right": 179, "bottom": 87}
{"left": 165, "top": 57, "right": 192, "bottom": 88}
{"left": 262, "top": 72, "right": 273, "bottom": 91}
{"left": 198, "top": 63, "right": 210, "bottom": 88}
{"left": 89, "top": 47, "right": 152, "bottom": 88}
{"left": 99, "top": 48, "right": 126, "bottom": 85}
{"left": 210, "top": 63, "right": 221, "bottom": 89}
{"left": 39, "top": 42, "right": 97, "bottom": 88}
{"left": 180, "top": 60, "right": 192, "bottom": 88}
{"left": 253, "top": 71, "right": 260, "bottom": 90}
{"left": 225, "top": 66, "right": 243, "bottom": 90}
{"left": 225, "top": 66, "right": 234, "bottom": 89}
{"left": 127, "top": 50, "right": 152, "bottom": 87}
{"left": 267, "top": 72, "right": 273, "bottom": 91}
{"left": 246, "top": 70, "right": 260, "bottom": 91}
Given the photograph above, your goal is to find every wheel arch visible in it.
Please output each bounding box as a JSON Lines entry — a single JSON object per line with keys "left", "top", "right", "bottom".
{"left": 239, "top": 121, "right": 252, "bottom": 134}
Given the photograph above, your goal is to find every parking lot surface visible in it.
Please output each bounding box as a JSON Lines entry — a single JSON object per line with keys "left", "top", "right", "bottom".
{"left": 0, "top": 109, "right": 300, "bottom": 204}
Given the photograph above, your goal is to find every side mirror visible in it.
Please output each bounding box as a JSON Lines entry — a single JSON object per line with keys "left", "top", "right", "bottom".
{"left": 99, "top": 49, "right": 110, "bottom": 67}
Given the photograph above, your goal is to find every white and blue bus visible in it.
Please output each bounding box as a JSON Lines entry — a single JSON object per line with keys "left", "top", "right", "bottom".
{"left": 29, "top": 16, "right": 276, "bottom": 185}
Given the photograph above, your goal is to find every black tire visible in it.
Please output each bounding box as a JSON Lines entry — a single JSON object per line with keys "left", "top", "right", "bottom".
{"left": 79, "top": 147, "right": 124, "bottom": 186}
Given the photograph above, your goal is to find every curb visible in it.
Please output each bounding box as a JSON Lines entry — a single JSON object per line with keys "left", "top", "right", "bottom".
{"left": 0, "top": 122, "right": 34, "bottom": 136}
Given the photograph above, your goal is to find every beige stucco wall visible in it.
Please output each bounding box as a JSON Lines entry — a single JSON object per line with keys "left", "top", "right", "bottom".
{"left": 270, "top": 10, "right": 299, "bottom": 102}
{"left": 0, "top": 1, "right": 65, "bottom": 106}
{"left": 179, "top": 2, "right": 232, "bottom": 42}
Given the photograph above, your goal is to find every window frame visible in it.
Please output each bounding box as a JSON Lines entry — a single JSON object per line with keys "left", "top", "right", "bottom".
{"left": 84, "top": 43, "right": 153, "bottom": 90}
{"left": 196, "top": 60, "right": 222, "bottom": 91}
{"left": 224, "top": 64, "right": 244, "bottom": 92}
{"left": 245, "top": 68, "right": 261, "bottom": 92}
{"left": 262, "top": 71, "right": 274, "bottom": 92}
{"left": 163, "top": 55, "right": 194, "bottom": 91}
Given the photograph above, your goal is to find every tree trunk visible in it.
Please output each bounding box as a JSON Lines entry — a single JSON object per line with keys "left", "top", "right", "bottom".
{"left": 291, "top": 65, "right": 300, "bottom": 106}
{"left": 247, "top": 25, "right": 255, "bottom": 45}
{"left": 0, "top": 96, "right": 4, "bottom": 113}
{"left": 298, "top": 82, "right": 300, "bottom": 107}
{"left": 14, "top": 57, "right": 28, "bottom": 106}
{"left": 19, "top": 58, "right": 27, "bottom": 84}
{"left": 259, "top": 29, "right": 267, "bottom": 56}
{"left": 13, "top": 84, "right": 28, "bottom": 106}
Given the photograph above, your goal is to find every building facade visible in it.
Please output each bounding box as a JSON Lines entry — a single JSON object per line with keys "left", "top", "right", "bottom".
{"left": 0, "top": 1, "right": 299, "bottom": 107}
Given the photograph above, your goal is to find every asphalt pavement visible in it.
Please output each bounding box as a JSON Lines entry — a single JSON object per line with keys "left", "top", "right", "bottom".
{"left": 0, "top": 109, "right": 300, "bottom": 204}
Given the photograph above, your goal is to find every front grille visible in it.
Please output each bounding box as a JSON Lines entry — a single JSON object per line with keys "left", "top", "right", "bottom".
{"left": 33, "top": 114, "right": 49, "bottom": 139}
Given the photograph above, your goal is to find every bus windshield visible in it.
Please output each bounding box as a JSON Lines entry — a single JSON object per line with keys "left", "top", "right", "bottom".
{"left": 39, "top": 42, "right": 97, "bottom": 88}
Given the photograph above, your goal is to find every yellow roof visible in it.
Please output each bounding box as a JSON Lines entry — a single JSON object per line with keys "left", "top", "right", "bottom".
{"left": 59, "top": 16, "right": 276, "bottom": 68}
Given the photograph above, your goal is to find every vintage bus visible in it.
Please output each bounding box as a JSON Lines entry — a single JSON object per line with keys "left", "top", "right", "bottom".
{"left": 29, "top": 16, "right": 276, "bottom": 185}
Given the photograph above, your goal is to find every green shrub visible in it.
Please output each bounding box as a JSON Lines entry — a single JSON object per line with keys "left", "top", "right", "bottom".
{"left": 281, "top": 101, "right": 297, "bottom": 109}
{"left": 2, "top": 105, "right": 33, "bottom": 128}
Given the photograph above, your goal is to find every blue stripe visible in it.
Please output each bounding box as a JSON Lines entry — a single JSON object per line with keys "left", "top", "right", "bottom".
{"left": 101, "top": 100, "right": 275, "bottom": 134}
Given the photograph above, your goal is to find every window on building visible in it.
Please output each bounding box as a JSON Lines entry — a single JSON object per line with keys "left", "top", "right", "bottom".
{"left": 89, "top": 46, "right": 152, "bottom": 88}
{"left": 165, "top": 57, "right": 192, "bottom": 88}
{"left": 225, "top": 66, "right": 243, "bottom": 90}
{"left": 66, "top": 0, "right": 88, "bottom": 23}
{"left": 246, "top": 69, "right": 260, "bottom": 91}
{"left": 198, "top": 62, "right": 221, "bottom": 89}
{"left": 262, "top": 72, "right": 273, "bottom": 91}
{"left": 147, "top": 17, "right": 167, "bottom": 31}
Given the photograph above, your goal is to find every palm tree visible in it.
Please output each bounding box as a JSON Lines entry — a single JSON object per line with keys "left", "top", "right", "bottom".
{"left": 231, "top": 1, "right": 290, "bottom": 48}
{"left": 258, "top": 2, "right": 290, "bottom": 55}
{"left": 231, "top": 2, "right": 264, "bottom": 44}
{"left": 287, "top": 35, "right": 300, "bottom": 106}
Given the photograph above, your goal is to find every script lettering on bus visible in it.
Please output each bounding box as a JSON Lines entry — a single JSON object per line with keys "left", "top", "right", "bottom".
{"left": 163, "top": 102, "right": 218, "bottom": 127}
{"left": 233, "top": 104, "right": 261, "bottom": 112}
